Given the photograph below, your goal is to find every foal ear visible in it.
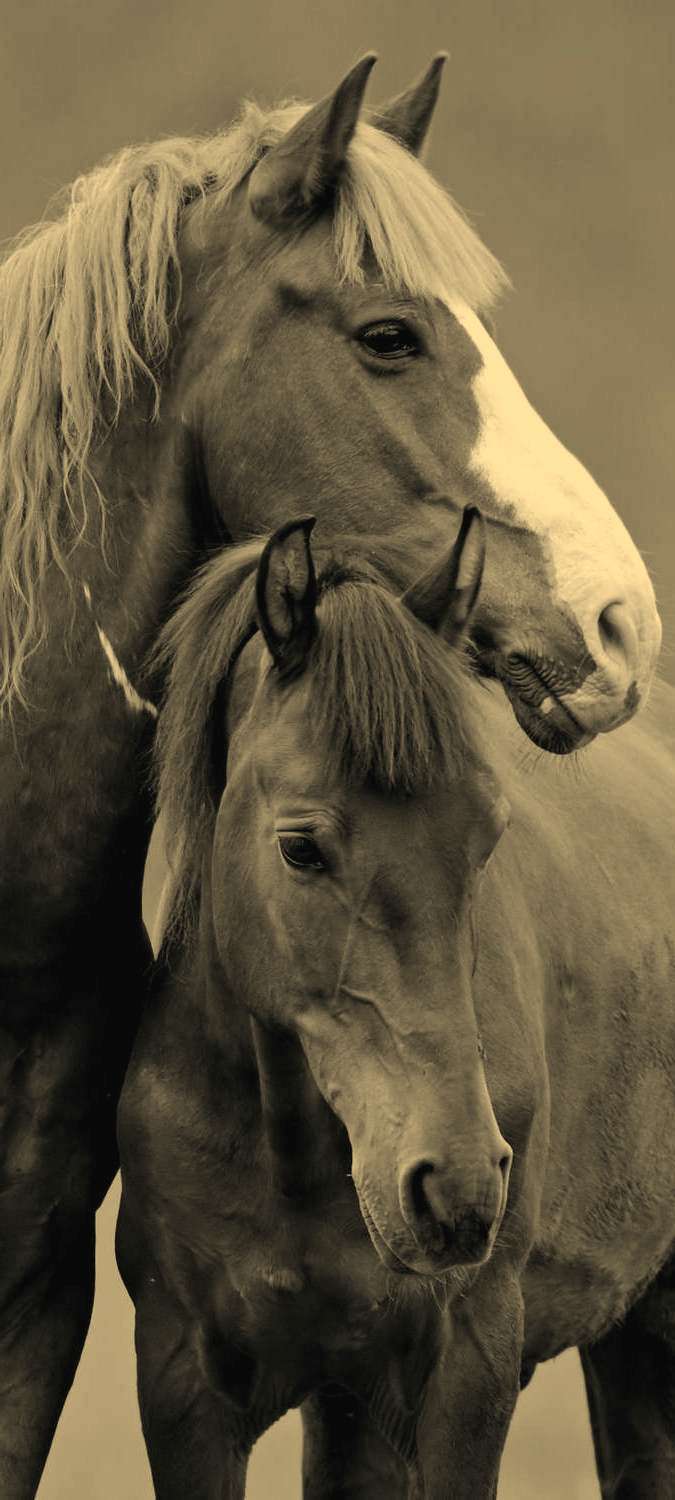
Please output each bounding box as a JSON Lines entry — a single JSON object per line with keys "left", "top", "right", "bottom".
{"left": 401, "top": 506, "right": 486, "bottom": 644}
{"left": 256, "top": 516, "right": 319, "bottom": 678}
{"left": 373, "top": 53, "right": 448, "bottom": 157}
{"left": 248, "top": 53, "right": 377, "bottom": 225}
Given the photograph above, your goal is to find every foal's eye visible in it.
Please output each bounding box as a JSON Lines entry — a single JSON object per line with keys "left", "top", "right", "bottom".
{"left": 278, "top": 835, "right": 326, "bottom": 872}
{"left": 357, "top": 320, "right": 421, "bottom": 361}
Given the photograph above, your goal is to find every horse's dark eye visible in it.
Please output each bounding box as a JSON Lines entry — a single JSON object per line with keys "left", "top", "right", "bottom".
{"left": 278, "top": 835, "right": 326, "bottom": 872}
{"left": 358, "top": 321, "right": 420, "bottom": 360}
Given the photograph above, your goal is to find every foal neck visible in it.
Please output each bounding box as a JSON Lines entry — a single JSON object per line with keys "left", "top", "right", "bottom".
{"left": 250, "top": 1017, "right": 347, "bottom": 1202}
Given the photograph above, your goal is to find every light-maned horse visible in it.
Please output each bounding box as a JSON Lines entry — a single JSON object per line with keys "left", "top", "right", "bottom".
{"left": 116, "top": 515, "right": 675, "bottom": 1500}
{"left": 0, "top": 54, "right": 662, "bottom": 1495}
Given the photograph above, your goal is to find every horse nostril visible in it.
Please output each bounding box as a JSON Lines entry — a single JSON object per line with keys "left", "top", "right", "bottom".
{"left": 400, "top": 1156, "right": 506, "bottom": 1265}
{"left": 596, "top": 602, "right": 640, "bottom": 678}
{"left": 400, "top": 1159, "right": 448, "bottom": 1255}
{"left": 405, "top": 1160, "right": 435, "bottom": 1223}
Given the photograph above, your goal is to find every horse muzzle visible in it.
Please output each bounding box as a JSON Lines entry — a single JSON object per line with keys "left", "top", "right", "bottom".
{"left": 486, "top": 588, "right": 662, "bottom": 752}
{"left": 355, "top": 1143, "right": 512, "bottom": 1277}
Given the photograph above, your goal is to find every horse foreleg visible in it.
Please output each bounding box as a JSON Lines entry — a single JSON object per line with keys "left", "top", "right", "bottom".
{"left": 580, "top": 1256, "right": 675, "bottom": 1499}
{"left": 0, "top": 927, "right": 147, "bottom": 1498}
{"left": 301, "top": 1385, "right": 411, "bottom": 1499}
{"left": 132, "top": 1287, "right": 248, "bottom": 1500}
{"left": 0, "top": 1195, "right": 95, "bottom": 1500}
{"left": 413, "top": 1264, "right": 523, "bottom": 1499}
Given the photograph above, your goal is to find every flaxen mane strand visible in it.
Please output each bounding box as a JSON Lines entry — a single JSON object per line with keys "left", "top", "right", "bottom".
{"left": 0, "top": 99, "right": 507, "bottom": 713}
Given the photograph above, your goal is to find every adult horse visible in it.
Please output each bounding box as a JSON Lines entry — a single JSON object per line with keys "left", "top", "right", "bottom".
{"left": 116, "top": 515, "right": 675, "bottom": 1500}
{"left": 0, "top": 52, "right": 661, "bottom": 1496}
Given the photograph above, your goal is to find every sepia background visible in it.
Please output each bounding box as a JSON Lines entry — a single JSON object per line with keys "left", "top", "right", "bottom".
{"left": 1, "top": 0, "right": 671, "bottom": 1494}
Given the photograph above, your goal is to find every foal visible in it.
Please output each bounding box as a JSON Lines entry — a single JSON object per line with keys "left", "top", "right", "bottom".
{"left": 117, "top": 511, "right": 524, "bottom": 1497}
{"left": 117, "top": 513, "right": 675, "bottom": 1499}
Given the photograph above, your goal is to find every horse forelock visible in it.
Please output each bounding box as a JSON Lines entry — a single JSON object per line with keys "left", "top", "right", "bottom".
{"left": 224, "top": 100, "right": 508, "bottom": 308}
{"left": 0, "top": 96, "right": 507, "bottom": 714}
{"left": 154, "top": 532, "right": 479, "bottom": 952}
{"left": 302, "top": 570, "right": 475, "bottom": 794}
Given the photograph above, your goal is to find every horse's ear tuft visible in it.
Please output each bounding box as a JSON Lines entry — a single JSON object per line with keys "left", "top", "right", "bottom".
{"left": 401, "top": 505, "right": 486, "bottom": 645}
{"left": 248, "top": 54, "right": 377, "bottom": 225}
{"left": 373, "top": 53, "right": 448, "bottom": 158}
{"left": 256, "top": 516, "right": 318, "bottom": 678}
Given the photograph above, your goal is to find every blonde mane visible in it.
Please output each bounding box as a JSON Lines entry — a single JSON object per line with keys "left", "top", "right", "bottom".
{"left": 0, "top": 97, "right": 507, "bottom": 712}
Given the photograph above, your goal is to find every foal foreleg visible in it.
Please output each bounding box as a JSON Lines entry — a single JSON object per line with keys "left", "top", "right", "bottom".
{"left": 133, "top": 1289, "right": 248, "bottom": 1500}
{"left": 414, "top": 1264, "right": 523, "bottom": 1499}
{"left": 301, "top": 1385, "right": 411, "bottom": 1500}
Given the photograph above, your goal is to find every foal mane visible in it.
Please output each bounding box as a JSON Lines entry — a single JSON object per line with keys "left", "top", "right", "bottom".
{"left": 155, "top": 531, "right": 478, "bottom": 947}
{"left": 0, "top": 96, "right": 507, "bottom": 714}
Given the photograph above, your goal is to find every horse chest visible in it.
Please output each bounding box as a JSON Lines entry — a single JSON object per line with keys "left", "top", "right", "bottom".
{"left": 215, "top": 1217, "right": 387, "bottom": 1355}
{"left": 190, "top": 1198, "right": 437, "bottom": 1421}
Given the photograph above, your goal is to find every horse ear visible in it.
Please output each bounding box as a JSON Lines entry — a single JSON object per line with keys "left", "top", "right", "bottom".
{"left": 373, "top": 53, "right": 448, "bottom": 157}
{"left": 401, "top": 506, "right": 486, "bottom": 644}
{"left": 256, "top": 516, "right": 319, "bottom": 677}
{"left": 248, "top": 54, "right": 377, "bottom": 225}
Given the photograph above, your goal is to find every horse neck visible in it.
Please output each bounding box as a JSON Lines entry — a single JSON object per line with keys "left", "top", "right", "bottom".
{"left": 250, "top": 1017, "right": 348, "bottom": 1201}
{"left": 1, "top": 401, "right": 231, "bottom": 937}
{"left": 79, "top": 407, "right": 221, "bottom": 683}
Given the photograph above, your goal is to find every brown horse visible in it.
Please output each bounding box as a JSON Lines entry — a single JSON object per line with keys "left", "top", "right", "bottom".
{"left": 117, "top": 515, "right": 674, "bottom": 1499}
{"left": 0, "top": 55, "right": 662, "bottom": 1495}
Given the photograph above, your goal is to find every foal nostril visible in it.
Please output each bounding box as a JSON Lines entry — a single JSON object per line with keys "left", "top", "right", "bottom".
{"left": 405, "top": 1160, "right": 436, "bottom": 1225}
{"left": 596, "top": 602, "right": 640, "bottom": 681}
{"left": 400, "top": 1157, "right": 506, "bottom": 1264}
{"left": 400, "top": 1159, "right": 449, "bottom": 1256}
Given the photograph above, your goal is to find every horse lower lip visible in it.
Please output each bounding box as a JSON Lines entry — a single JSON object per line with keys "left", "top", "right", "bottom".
{"left": 359, "top": 1198, "right": 413, "bottom": 1275}
{"left": 509, "top": 691, "right": 586, "bottom": 753}
{"left": 468, "top": 644, "right": 595, "bottom": 752}
{"left": 360, "top": 1196, "right": 459, "bottom": 1277}
{"left": 500, "top": 672, "right": 594, "bottom": 754}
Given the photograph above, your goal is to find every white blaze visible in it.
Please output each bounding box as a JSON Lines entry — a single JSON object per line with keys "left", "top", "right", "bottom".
{"left": 445, "top": 299, "right": 661, "bottom": 702}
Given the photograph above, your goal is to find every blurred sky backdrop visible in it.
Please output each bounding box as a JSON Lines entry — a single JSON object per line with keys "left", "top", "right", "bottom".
{"left": 1, "top": 0, "right": 671, "bottom": 1495}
